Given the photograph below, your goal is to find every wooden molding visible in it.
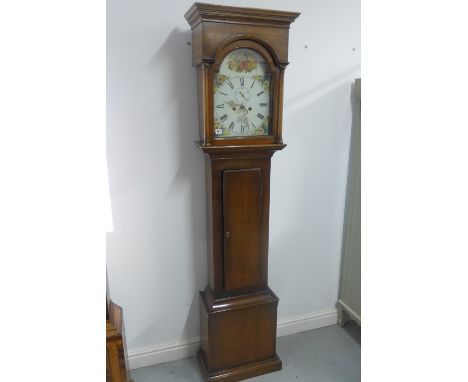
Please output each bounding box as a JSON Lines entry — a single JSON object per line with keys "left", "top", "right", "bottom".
{"left": 186, "top": 3, "right": 300, "bottom": 66}
{"left": 195, "top": 141, "right": 286, "bottom": 155}
{"left": 185, "top": 3, "right": 300, "bottom": 30}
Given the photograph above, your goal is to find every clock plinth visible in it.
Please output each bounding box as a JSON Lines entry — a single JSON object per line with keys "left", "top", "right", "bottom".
{"left": 198, "top": 288, "right": 281, "bottom": 382}
{"left": 185, "top": 3, "right": 299, "bottom": 381}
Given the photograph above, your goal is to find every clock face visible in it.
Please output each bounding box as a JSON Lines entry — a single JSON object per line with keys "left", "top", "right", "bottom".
{"left": 213, "top": 48, "right": 272, "bottom": 137}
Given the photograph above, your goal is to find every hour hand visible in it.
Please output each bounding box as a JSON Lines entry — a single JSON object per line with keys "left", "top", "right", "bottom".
{"left": 226, "top": 100, "right": 237, "bottom": 109}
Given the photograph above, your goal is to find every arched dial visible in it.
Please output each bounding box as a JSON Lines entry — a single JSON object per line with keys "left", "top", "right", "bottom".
{"left": 213, "top": 48, "right": 272, "bottom": 137}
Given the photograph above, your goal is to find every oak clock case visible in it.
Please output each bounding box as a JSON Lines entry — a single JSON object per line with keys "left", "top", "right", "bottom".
{"left": 185, "top": 3, "right": 299, "bottom": 382}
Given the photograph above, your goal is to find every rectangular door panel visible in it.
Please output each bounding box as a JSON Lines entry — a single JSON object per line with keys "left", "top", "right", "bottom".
{"left": 223, "top": 168, "right": 262, "bottom": 290}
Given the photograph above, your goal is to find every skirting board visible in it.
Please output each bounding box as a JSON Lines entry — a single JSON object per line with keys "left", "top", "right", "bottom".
{"left": 128, "top": 308, "right": 337, "bottom": 370}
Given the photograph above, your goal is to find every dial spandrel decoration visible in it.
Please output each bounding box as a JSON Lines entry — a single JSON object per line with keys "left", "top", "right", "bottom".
{"left": 213, "top": 48, "right": 271, "bottom": 137}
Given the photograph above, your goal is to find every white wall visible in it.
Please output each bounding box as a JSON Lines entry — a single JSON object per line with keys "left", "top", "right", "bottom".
{"left": 106, "top": 0, "right": 360, "bottom": 369}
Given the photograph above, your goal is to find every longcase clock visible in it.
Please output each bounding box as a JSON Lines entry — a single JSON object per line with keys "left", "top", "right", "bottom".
{"left": 185, "top": 4, "right": 300, "bottom": 381}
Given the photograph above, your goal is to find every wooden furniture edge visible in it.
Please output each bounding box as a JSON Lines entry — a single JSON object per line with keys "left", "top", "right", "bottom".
{"left": 185, "top": 3, "right": 300, "bottom": 29}
{"left": 195, "top": 141, "right": 286, "bottom": 154}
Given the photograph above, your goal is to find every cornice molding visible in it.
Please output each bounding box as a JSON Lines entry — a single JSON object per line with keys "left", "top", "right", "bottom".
{"left": 185, "top": 3, "right": 300, "bottom": 30}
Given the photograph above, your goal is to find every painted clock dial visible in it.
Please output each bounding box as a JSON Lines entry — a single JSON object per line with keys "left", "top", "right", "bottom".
{"left": 213, "top": 48, "right": 272, "bottom": 137}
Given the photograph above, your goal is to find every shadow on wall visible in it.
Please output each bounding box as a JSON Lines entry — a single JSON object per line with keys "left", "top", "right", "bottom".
{"left": 107, "top": 27, "right": 207, "bottom": 347}
{"left": 152, "top": 29, "right": 207, "bottom": 342}
{"left": 269, "top": 81, "right": 354, "bottom": 316}
{"left": 283, "top": 66, "right": 360, "bottom": 118}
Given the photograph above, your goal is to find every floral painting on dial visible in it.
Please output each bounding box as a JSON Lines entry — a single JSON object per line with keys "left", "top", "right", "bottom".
{"left": 214, "top": 74, "right": 229, "bottom": 92}
{"left": 227, "top": 51, "right": 258, "bottom": 72}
